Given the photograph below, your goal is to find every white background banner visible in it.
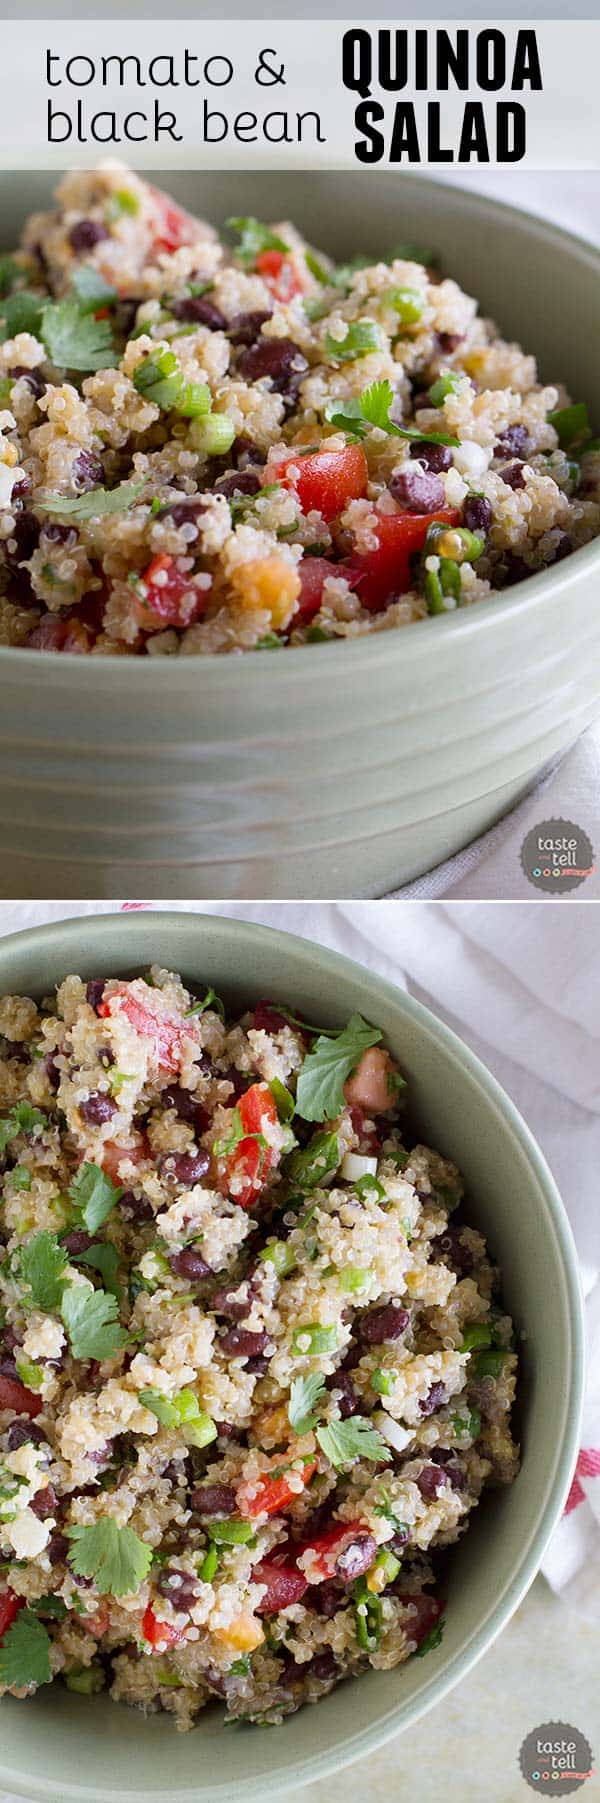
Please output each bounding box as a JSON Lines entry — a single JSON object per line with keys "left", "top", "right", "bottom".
{"left": 0, "top": 20, "right": 598, "bottom": 169}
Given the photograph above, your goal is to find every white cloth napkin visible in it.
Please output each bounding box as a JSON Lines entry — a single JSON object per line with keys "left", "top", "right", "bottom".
{"left": 0, "top": 898, "right": 597, "bottom": 1597}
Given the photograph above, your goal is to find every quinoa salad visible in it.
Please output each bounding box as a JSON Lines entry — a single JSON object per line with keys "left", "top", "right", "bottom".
{"left": 0, "top": 966, "right": 519, "bottom": 1728}
{"left": 0, "top": 163, "right": 597, "bottom": 655}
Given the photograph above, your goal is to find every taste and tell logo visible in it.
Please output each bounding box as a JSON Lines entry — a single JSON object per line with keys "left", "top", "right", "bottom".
{"left": 519, "top": 1722, "right": 594, "bottom": 1793}
{"left": 520, "top": 818, "right": 595, "bottom": 894}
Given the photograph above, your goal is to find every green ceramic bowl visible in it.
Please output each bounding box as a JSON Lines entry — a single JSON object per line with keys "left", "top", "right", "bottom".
{"left": 0, "top": 910, "right": 584, "bottom": 1802}
{"left": 1, "top": 173, "right": 600, "bottom": 899}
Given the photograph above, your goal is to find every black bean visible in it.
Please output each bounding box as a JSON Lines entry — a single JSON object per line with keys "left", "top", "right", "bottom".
{"left": 419, "top": 1381, "right": 446, "bottom": 1417}
{"left": 417, "top": 1464, "right": 450, "bottom": 1499}
{"left": 434, "top": 331, "right": 463, "bottom": 355}
{"left": 246, "top": 1354, "right": 268, "bottom": 1374}
{"left": 309, "top": 1650, "right": 338, "bottom": 1681}
{"left": 0, "top": 1358, "right": 18, "bottom": 1379}
{"left": 219, "top": 1327, "right": 270, "bottom": 1359}
{"left": 410, "top": 440, "right": 452, "bottom": 473}
{"left": 79, "top": 1094, "right": 118, "bottom": 1127}
{"left": 325, "top": 1370, "right": 358, "bottom": 1419}
{"left": 48, "top": 1532, "right": 69, "bottom": 1565}
{"left": 72, "top": 450, "right": 104, "bottom": 491}
{"left": 170, "top": 296, "right": 227, "bottom": 331}
{"left": 358, "top": 1303, "right": 410, "bottom": 1346}
{"left": 86, "top": 979, "right": 106, "bottom": 1013}
{"left": 388, "top": 467, "right": 445, "bottom": 513}
{"left": 431, "top": 1449, "right": 468, "bottom": 1491}
{"left": 43, "top": 1050, "right": 61, "bottom": 1092}
{"left": 162, "top": 1084, "right": 208, "bottom": 1131}
{"left": 69, "top": 219, "right": 110, "bottom": 253}
{"left": 158, "top": 1150, "right": 210, "bottom": 1185}
{"left": 119, "top": 1189, "right": 154, "bottom": 1222}
{"left": 236, "top": 336, "right": 308, "bottom": 404}
{"left": 156, "top": 1565, "right": 198, "bottom": 1612}
{"left": 235, "top": 437, "right": 266, "bottom": 469}
{"left": 3, "top": 508, "right": 39, "bottom": 567}
{"left": 10, "top": 477, "right": 32, "bottom": 502}
{"left": 501, "top": 462, "right": 526, "bottom": 491}
{"left": 42, "top": 522, "right": 77, "bottom": 547}
{"left": 214, "top": 470, "right": 262, "bottom": 501}
{"left": 495, "top": 424, "right": 528, "bottom": 459}
{"left": 169, "top": 1248, "right": 212, "bottom": 1281}
{"left": 438, "top": 1227, "right": 473, "bottom": 1274}
{"left": 8, "top": 366, "right": 45, "bottom": 399}
{"left": 335, "top": 1533, "right": 377, "bottom": 1584}
{"left": 211, "top": 1284, "right": 250, "bottom": 1321}
{"left": 6, "top": 1419, "right": 46, "bottom": 1451}
{"left": 549, "top": 532, "right": 573, "bottom": 563}
{"left": 315, "top": 1581, "right": 344, "bottom": 1617}
{"left": 190, "top": 1482, "right": 237, "bottom": 1518}
{"left": 62, "top": 1229, "right": 94, "bottom": 1255}
{"left": 463, "top": 495, "right": 492, "bottom": 536}
{"left": 29, "top": 1483, "right": 57, "bottom": 1520}
{"left": 228, "top": 310, "right": 272, "bottom": 346}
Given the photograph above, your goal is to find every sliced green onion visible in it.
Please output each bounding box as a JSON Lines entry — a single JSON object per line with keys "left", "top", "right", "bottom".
{"left": 387, "top": 287, "right": 423, "bottom": 324}
{"left": 452, "top": 1407, "right": 481, "bottom": 1439}
{"left": 353, "top": 1578, "right": 382, "bottom": 1651}
{"left": 337, "top": 1266, "right": 370, "bottom": 1293}
{"left": 470, "top": 1348, "right": 506, "bottom": 1379}
{"left": 268, "top": 1078, "right": 295, "bottom": 1122}
{"left": 199, "top": 1542, "right": 219, "bottom": 1582}
{"left": 133, "top": 348, "right": 182, "bottom": 411}
{"left": 287, "top": 1131, "right": 339, "bottom": 1191}
{"left": 184, "top": 1411, "right": 217, "bottom": 1449}
{"left": 292, "top": 1323, "right": 338, "bottom": 1356}
{"left": 258, "top": 1239, "right": 297, "bottom": 1278}
{"left": 460, "top": 1323, "right": 493, "bottom": 1352}
{"left": 372, "top": 1546, "right": 401, "bottom": 1587}
{"left": 176, "top": 381, "right": 211, "bottom": 419}
{"left": 208, "top": 1519, "right": 255, "bottom": 1545}
{"left": 354, "top": 1175, "right": 386, "bottom": 1202}
{"left": 325, "top": 320, "right": 386, "bottom": 364}
{"left": 15, "top": 1355, "right": 43, "bottom": 1391}
{"left": 372, "top": 1368, "right": 395, "bottom": 1397}
{"left": 190, "top": 413, "right": 236, "bottom": 456}
{"left": 428, "top": 371, "right": 462, "bottom": 406}
{"left": 65, "top": 1663, "right": 105, "bottom": 1695}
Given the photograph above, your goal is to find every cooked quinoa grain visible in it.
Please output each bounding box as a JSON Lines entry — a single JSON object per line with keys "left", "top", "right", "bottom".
{"left": 0, "top": 163, "right": 598, "bottom": 654}
{"left": 0, "top": 969, "right": 518, "bottom": 1727}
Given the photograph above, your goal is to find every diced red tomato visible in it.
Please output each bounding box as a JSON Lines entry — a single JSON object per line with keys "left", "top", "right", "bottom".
{"left": 295, "top": 556, "right": 334, "bottom": 625}
{"left": 100, "top": 1136, "right": 147, "bottom": 1184}
{"left": 81, "top": 1606, "right": 111, "bottom": 1638}
{"left": 134, "top": 555, "right": 208, "bottom": 632}
{"left": 255, "top": 250, "right": 304, "bottom": 303}
{"left": 141, "top": 1604, "right": 185, "bottom": 1651}
{"left": 239, "top": 1459, "right": 317, "bottom": 1520}
{"left": 267, "top": 443, "right": 368, "bottom": 524}
{"left": 0, "top": 1374, "right": 43, "bottom": 1418}
{"left": 345, "top": 1047, "right": 399, "bottom": 1115}
{"left": 254, "top": 1559, "right": 309, "bottom": 1615}
{"left": 98, "top": 982, "right": 184, "bottom": 1075}
{"left": 296, "top": 1519, "right": 366, "bottom": 1581}
{"left": 0, "top": 1590, "right": 24, "bottom": 1640}
{"left": 225, "top": 1082, "right": 279, "bottom": 1209}
{"left": 147, "top": 184, "right": 199, "bottom": 254}
{"left": 395, "top": 1591, "right": 444, "bottom": 1647}
{"left": 349, "top": 1105, "right": 381, "bottom": 1157}
{"left": 27, "top": 616, "right": 92, "bottom": 655}
{"left": 346, "top": 505, "right": 461, "bottom": 612}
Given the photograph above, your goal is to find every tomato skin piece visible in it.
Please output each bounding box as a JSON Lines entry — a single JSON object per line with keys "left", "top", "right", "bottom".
{"left": 81, "top": 1606, "right": 111, "bottom": 1638}
{"left": 147, "top": 185, "right": 198, "bottom": 254}
{"left": 225, "top": 1083, "right": 279, "bottom": 1209}
{"left": 239, "top": 1460, "right": 317, "bottom": 1520}
{"left": 296, "top": 556, "right": 334, "bottom": 626}
{"left": 135, "top": 554, "right": 207, "bottom": 632}
{"left": 254, "top": 1560, "right": 309, "bottom": 1614}
{"left": 100, "top": 1136, "right": 147, "bottom": 1184}
{"left": 98, "top": 983, "right": 183, "bottom": 1075}
{"left": 269, "top": 444, "right": 369, "bottom": 524}
{"left": 0, "top": 1590, "right": 24, "bottom": 1640}
{"left": 27, "top": 616, "right": 92, "bottom": 655}
{"left": 296, "top": 1519, "right": 365, "bottom": 1580}
{"left": 395, "top": 1590, "right": 444, "bottom": 1647}
{"left": 141, "top": 1604, "right": 185, "bottom": 1650}
{"left": 347, "top": 506, "right": 461, "bottom": 612}
{"left": 255, "top": 250, "right": 303, "bottom": 303}
{"left": 349, "top": 1105, "right": 380, "bottom": 1157}
{"left": 252, "top": 999, "right": 289, "bottom": 1033}
{"left": 0, "top": 1374, "right": 43, "bottom": 1418}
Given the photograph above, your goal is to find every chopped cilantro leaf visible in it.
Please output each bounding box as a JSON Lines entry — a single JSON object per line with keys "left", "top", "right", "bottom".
{"left": 288, "top": 1372, "right": 326, "bottom": 1435}
{"left": 227, "top": 217, "right": 289, "bottom": 265}
{"left": 416, "top": 1619, "right": 445, "bottom": 1657}
{"left": 70, "top": 266, "right": 118, "bottom": 311}
{"left": 324, "top": 377, "right": 459, "bottom": 448}
{"left": 295, "top": 1014, "right": 382, "bottom": 1122}
{"left": 185, "top": 986, "right": 225, "bottom": 1020}
{"left": 0, "top": 1608, "right": 52, "bottom": 1688}
{"left": 60, "top": 1282, "right": 128, "bottom": 1361}
{"left": 41, "top": 298, "right": 115, "bottom": 372}
{"left": 0, "top": 255, "right": 20, "bottom": 299}
{"left": 18, "top": 1231, "right": 67, "bottom": 1312}
{"left": 37, "top": 482, "right": 144, "bottom": 522}
{"left": 0, "top": 1102, "right": 47, "bottom": 1154}
{"left": 0, "top": 290, "right": 44, "bottom": 340}
{"left": 316, "top": 1416, "right": 391, "bottom": 1471}
{"left": 66, "top": 1518, "right": 152, "bottom": 1597}
{"left": 68, "top": 1161, "right": 122, "bottom": 1235}
{"left": 77, "top": 1240, "right": 121, "bottom": 1300}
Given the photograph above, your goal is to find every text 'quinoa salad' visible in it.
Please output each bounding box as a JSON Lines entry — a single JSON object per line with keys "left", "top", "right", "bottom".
{"left": 0, "top": 162, "right": 598, "bottom": 655}
{"left": 0, "top": 966, "right": 519, "bottom": 1727}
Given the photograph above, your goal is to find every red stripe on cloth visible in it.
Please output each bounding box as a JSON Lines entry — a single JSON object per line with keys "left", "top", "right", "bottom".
{"left": 121, "top": 903, "right": 150, "bottom": 911}
{"left": 563, "top": 1447, "right": 600, "bottom": 1514}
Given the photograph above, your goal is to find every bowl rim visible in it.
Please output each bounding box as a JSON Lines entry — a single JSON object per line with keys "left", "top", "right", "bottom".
{"left": 0, "top": 909, "right": 586, "bottom": 1800}
{"left": 1, "top": 173, "right": 600, "bottom": 684}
